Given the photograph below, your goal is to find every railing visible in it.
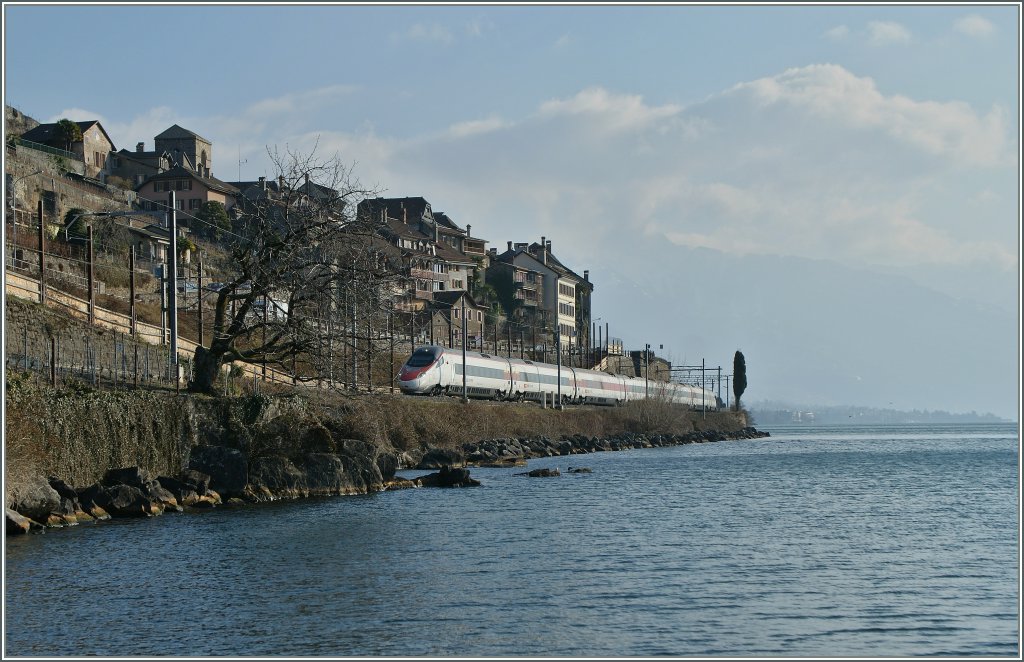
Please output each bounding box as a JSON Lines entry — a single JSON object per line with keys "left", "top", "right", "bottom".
{"left": 13, "top": 137, "right": 78, "bottom": 161}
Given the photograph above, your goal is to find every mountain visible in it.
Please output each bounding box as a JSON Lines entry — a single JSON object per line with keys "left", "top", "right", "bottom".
{"left": 590, "top": 235, "right": 1019, "bottom": 420}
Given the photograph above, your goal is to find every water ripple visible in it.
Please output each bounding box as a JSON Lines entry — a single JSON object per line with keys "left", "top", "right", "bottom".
{"left": 4, "top": 423, "right": 1018, "bottom": 657}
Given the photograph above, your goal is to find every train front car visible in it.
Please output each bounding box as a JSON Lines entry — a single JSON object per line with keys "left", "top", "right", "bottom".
{"left": 397, "top": 345, "right": 445, "bottom": 395}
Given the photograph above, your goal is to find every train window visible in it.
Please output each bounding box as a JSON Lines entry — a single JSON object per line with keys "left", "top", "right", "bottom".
{"left": 407, "top": 348, "right": 439, "bottom": 367}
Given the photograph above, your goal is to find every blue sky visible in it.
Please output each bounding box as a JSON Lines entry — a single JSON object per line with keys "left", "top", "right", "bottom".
{"left": 3, "top": 3, "right": 1021, "bottom": 417}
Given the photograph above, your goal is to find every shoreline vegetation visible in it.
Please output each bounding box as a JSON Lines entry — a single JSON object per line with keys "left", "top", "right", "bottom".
{"left": 4, "top": 376, "right": 767, "bottom": 535}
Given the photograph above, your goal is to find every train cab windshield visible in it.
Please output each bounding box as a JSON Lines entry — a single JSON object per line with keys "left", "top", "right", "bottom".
{"left": 406, "top": 347, "right": 440, "bottom": 368}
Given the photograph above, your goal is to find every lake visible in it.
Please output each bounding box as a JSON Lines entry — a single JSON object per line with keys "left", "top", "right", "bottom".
{"left": 4, "top": 422, "right": 1019, "bottom": 656}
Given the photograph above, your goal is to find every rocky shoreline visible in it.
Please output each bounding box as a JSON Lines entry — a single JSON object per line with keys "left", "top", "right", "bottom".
{"left": 7, "top": 426, "right": 769, "bottom": 535}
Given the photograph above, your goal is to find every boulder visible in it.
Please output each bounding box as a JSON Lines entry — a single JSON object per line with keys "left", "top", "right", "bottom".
{"left": 104, "top": 467, "right": 179, "bottom": 509}
{"left": 300, "top": 453, "right": 351, "bottom": 495}
{"left": 77, "top": 483, "right": 157, "bottom": 518}
{"left": 516, "top": 468, "right": 561, "bottom": 478}
{"left": 7, "top": 475, "right": 60, "bottom": 521}
{"left": 48, "top": 476, "right": 82, "bottom": 516}
{"left": 416, "top": 466, "right": 480, "bottom": 488}
{"left": 416, "top": 447, "right": 465, "bottom": 470}
{"left": 384, "top": 477, "right": 418, "bottom": 491}
{"left": 188, "top": 445, "right": 248, "bottom": 497}
{"left": 335, "top": 439, "right": 387, "bottom": 491}
{"left": 6, "top": 508, "right": 41, "bottom": 535}
{"left": 249, "top": 456, "right": 308, "bottom": 499}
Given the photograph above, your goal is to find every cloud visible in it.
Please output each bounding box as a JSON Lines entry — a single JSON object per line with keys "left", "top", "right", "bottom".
{"left": 445, "top": 116, "right": 508, "bottom": 138}
{"left": 102, "top": 64, "right": 1016, "bottom": 300}
{"left": 396, "top": 22, "right": 455, "bottom": 45}
{"left": 731, "top": 64, "right": 1011, "bottom": 167}
{"left": 538, "top": 87, "right": 681, "bottom": 131}
{"left": 47, "top": 108, "right": 109, "bottom": 124}
{"left": 867, "top": 20, "right": 911, "bottom": 45}
{"left": 954, "top": 14, "right": 995, "bottom": 38}
{"left": 464, "top": 18, "right": 493, "bottom": 37}
{"left": 824, "top": 25, "right": 849, "bottom": 41}
{"left": 376, "top": 65, "right": 1016, "bottom": 283}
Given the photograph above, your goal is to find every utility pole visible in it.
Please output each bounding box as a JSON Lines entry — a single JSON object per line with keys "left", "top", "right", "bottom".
{"left": 702, "top": 358, "right": 707, "bottom": 419}
{"left": 197, "top": 251, "right": 204, "bottom": 346}
{"left": 556, "top": 325, "right": 562, "bottom": 410}
{"left": 37, "top": 200, "right": 45, "bottom": 305}
{"left": 87, "top": 224, "right": 95, "bottom": 324}
{"left": 129, "top": 246, "right": 136, "bottom": 337}
{"left": 645, "top": 343, "right": 650, "bottom": 399}
{"left": 167, "top": 192, "right": 179, "bottom": 380}
{"left": 461, "top": 303, "right": 468, "bottom": 403}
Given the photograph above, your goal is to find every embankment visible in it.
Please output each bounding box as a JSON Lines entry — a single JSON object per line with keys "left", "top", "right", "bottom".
{"left": 4, "top": 373, "right": 766, "bottom": 534}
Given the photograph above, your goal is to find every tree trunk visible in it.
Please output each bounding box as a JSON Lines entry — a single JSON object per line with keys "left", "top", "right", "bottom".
{"left": 189, "top": 345, "right": 224, "bottom": 393}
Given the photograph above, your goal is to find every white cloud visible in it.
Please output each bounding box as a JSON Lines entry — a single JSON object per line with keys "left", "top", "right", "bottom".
{"left": 867, "top": 20, "right": 911, "bottom": 45}
{"left": 554, "top": 33, "right": 573, "bottom": 49}
{"left": 101, "top": 64, "right": 1016, "bottom": 294}
{"left": 445, "top": 116, "right": 508, "bottom": 138}
{"left": 824, "top": 25, "right": 849, "bottom": 41}
{"left": 47, "top": 108, "right": 109, "bottom": 124}
{"left": 954, "top": 14, "right": 995, "bottom": 38}
{"left": 464, "top": 18, "right": 493, "bottom": 37}
{"left": 397, "top": 22, "right": 455, "bottom": 45}
{"left": 538, "top": 87, "right": 681, "bottom": 131}
{"left": 732, "top": 64, "right": 1012, "bottom": 167}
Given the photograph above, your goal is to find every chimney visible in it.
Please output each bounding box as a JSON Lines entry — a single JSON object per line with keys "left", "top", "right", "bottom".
{"left": 584, "top": 270, "right": 589, "bottom": 282}
{"left": 541, "top": 236, "right": 548, "bottom": 265}
{"left": 434, "top": 221, "right": 439, "bottom": 243}
{"left": 259, "top": 176, "right": 266, "bottom": 190}
{"left": 136, "top": 142, "right": 144, "bottom": 153}
{"left": 507, "top": 241, "right": 513, "bottom": 252}
{"left": 278, "top": 175, "right": 285, "bottom": 190}
{"left": 403, "top": 207, "right": 407, "bottom": 224}
{"left": 466, "top": 224, "right": 471, "bottom": 237}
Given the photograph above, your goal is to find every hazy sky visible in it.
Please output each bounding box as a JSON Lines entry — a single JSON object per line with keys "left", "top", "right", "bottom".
{"left": 3, "top": 3, "right": 1020, "bottom": 416}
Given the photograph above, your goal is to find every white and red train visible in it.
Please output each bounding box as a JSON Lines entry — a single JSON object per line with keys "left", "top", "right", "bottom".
{"left": 397, "top": 345, "right": 718, "bottom": 410}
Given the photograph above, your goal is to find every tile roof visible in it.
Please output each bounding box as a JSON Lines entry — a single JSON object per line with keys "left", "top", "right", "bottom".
{"left": 155, "top": 124, "right": 211, "bottom": 144}
{"left": 137, "top": 165, "right": 239, "bottom": 195}
{"left": 20, "top": 120, "right": 115, "bottom": 149}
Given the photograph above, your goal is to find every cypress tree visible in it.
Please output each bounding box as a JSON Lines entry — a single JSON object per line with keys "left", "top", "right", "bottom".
{"left": 733, "top": 350, "right": 747, "bottom": 411}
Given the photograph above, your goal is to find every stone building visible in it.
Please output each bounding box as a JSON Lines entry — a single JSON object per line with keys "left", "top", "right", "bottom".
{"left": 19, "top": 119, "right": 115, "bottom": 179}
{"left": 154, "top": 124, "right": 213, "bottom": 178}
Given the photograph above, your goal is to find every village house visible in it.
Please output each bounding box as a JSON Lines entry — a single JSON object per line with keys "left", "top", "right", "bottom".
{"left": 154, "top": 124, "right": 213, "bottom": 178}
{"left": 107, "top": 142, "right": 174, "bottom": 188}
{"left": 428, "top": 290, "right": 487, "bottom": 349}
{"left": 19, "top": 119, "right": 115, "bottom": 179}
{"left": 135, "top": 165, "right": 239, "bottom": 220}
{"left": 488, "top": 236, "right": 593, "bottom": 351}
{"left": 357, "top": 196, "right": 487, "bottom": 312}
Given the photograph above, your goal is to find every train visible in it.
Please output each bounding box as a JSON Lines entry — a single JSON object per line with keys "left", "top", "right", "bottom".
{"left": 397, "top": 345, "right": 720, "bottom": 411}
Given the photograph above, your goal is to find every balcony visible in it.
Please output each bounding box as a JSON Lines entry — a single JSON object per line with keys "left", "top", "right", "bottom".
{"left": 464, "top": 239, "right": 487, "bottom": 256}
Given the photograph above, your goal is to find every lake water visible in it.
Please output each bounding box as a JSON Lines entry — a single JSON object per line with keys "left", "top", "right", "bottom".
{"left": 4, "top": 423, "right": 1019, "bottom": 657}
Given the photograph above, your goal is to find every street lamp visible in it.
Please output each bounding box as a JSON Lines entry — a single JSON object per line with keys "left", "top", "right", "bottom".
{"left": 8, "top": 169, "right": 42, "bottom": 251}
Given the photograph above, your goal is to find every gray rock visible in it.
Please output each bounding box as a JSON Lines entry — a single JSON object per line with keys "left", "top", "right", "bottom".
{"left": 188, "top": 445, "right": 248, "bottom": 497}
{"left": 78, "top": 484, "right": 156, "bottom": 518}
{"left": 416, "top": 447, "right": 465, "bottom": 469}
{"left": 416, "top": 466, "right": 480, "bottom": 488}
{"left": 516, "top": 468, "right": 561, "bottom": 478}
{"left": 7, "top": 475, "right": 60, "bottom": 521}
{"left": 249, "top": 456, "right": 308, "bottom": 498}
{"left": 6, "top": 508, "right": 41, "bottom": 535}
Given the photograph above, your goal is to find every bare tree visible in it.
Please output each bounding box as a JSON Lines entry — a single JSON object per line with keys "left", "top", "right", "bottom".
{"left": 189, "top": 146, "right": 402, "bottom": 393}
